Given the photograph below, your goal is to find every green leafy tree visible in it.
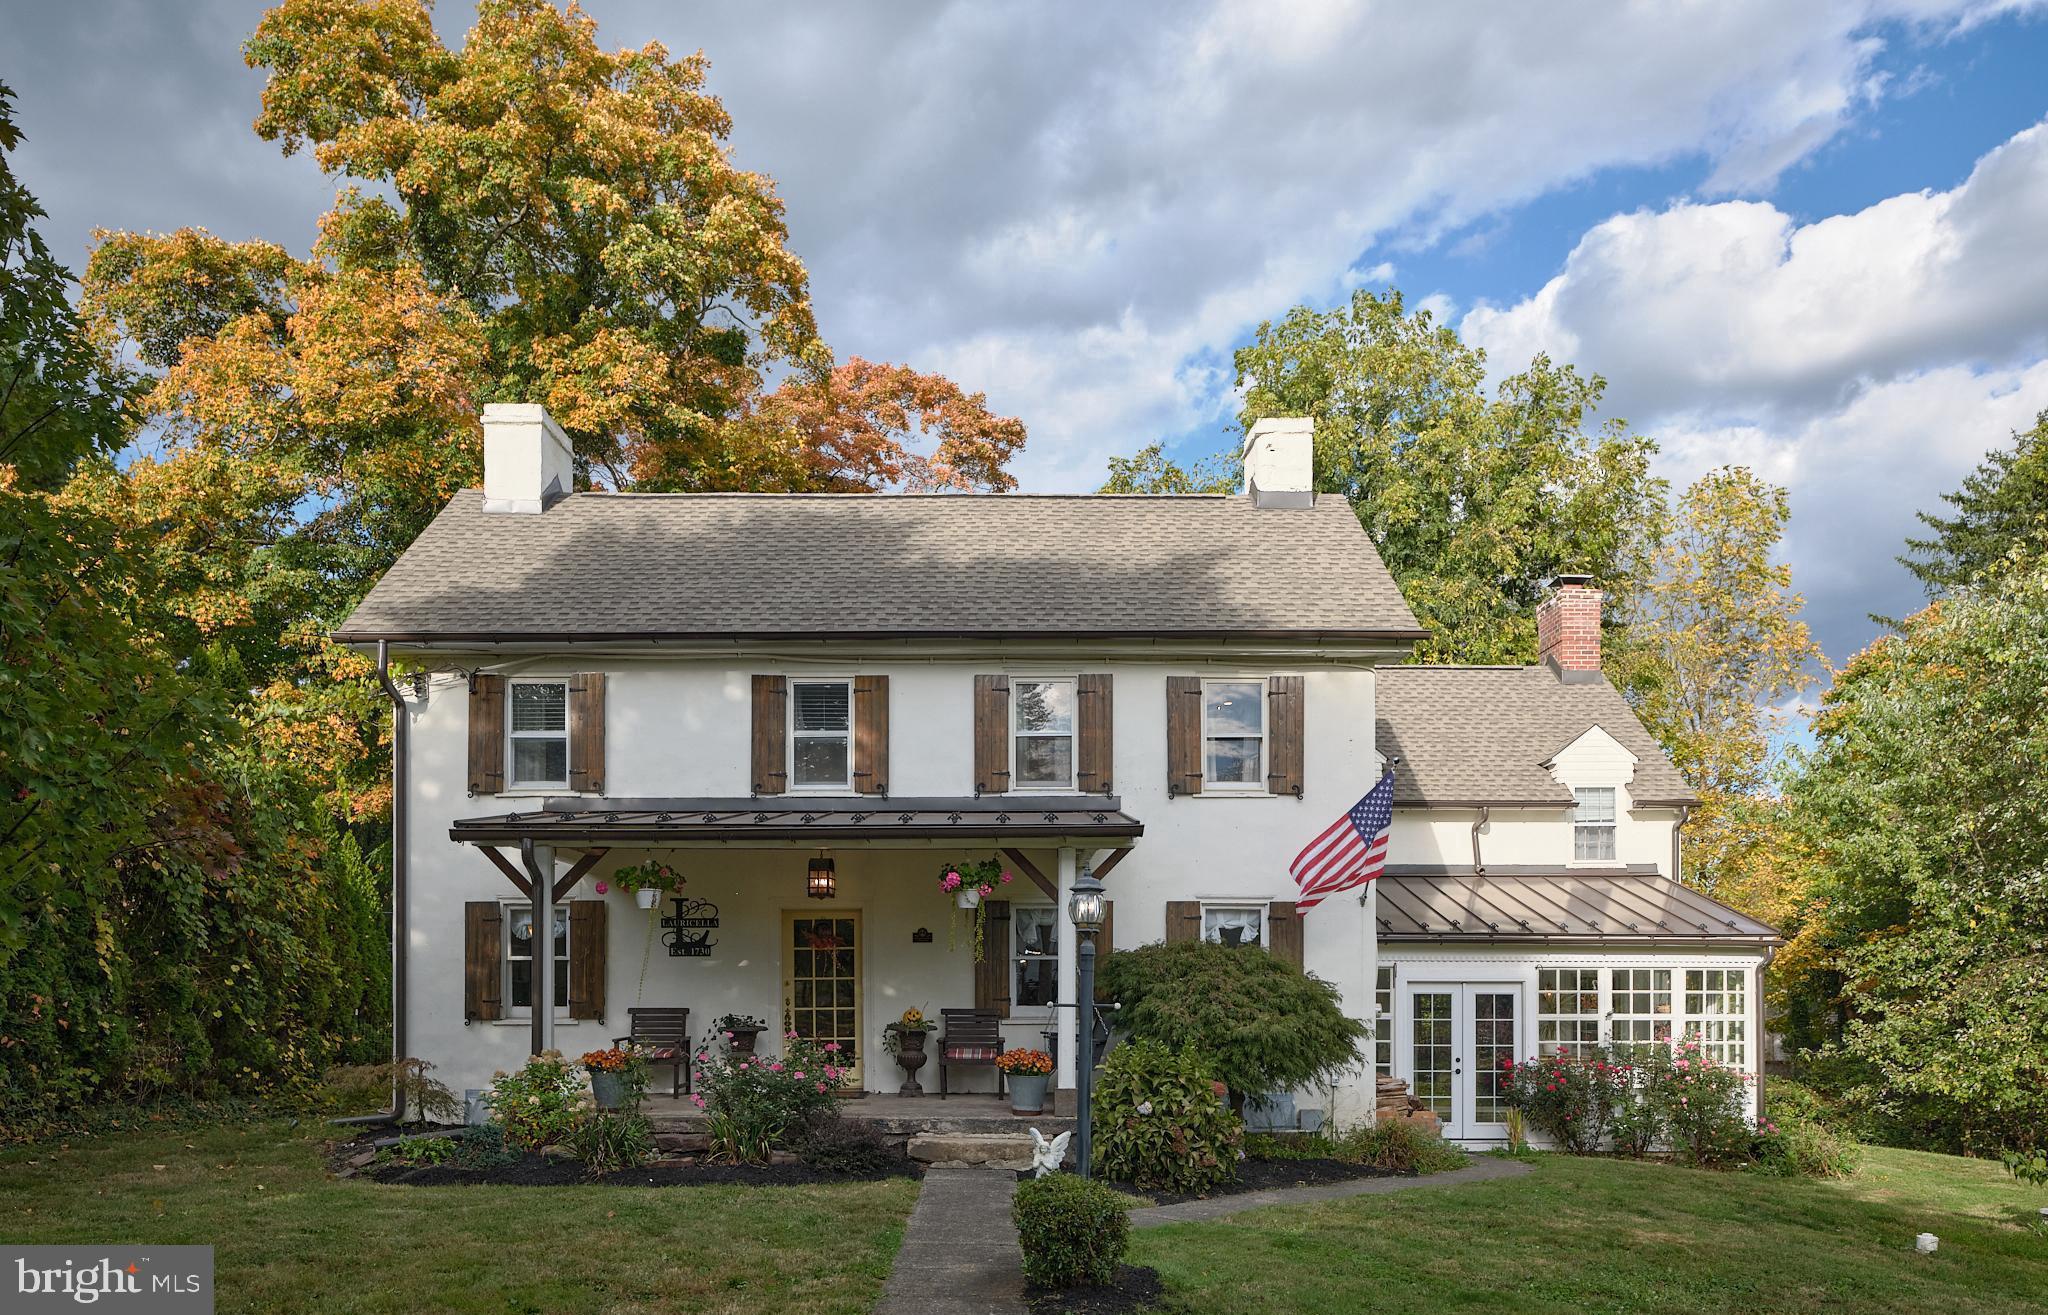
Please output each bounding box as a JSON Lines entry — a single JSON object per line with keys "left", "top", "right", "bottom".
{"left": 1228, "top": 289, "right": 1666, "bottom": 662}
{"left": 1787, "top": 557, "right": 2048, "bottom": 1151}
{"left": 1098, "top": 441, "right": 1238, "bottom": 494}
{"left": 1901, "top": 412, "right": 2048, "bottom": 597}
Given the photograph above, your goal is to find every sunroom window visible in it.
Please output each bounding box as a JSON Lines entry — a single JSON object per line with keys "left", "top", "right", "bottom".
{"left": 791, "top": 680, "right": 852, "bottom": 790}
{"left": 1536, "top": 966, "right": 1600, "bottom": 1057}
{"left": 508, "top": 680, "right": 569, "bottom": 789}
{"left": 1686, "top": 968, "right": 1748, "bottom": 1068}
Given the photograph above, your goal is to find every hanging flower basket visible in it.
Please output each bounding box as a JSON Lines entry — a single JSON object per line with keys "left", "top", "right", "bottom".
{"left": 938, "top": 859, "right": 1013, "bottom": 960}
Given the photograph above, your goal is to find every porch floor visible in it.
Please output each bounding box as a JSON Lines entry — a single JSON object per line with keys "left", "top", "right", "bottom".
{"left": 644, "top": 1090, "right": 1072, "bottom": 1136}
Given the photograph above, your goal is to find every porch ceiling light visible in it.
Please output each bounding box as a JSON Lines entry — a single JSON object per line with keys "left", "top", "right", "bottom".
{"left": 1068, "top": 865, "right": 1106, "bottom": 934}
{"left": 807, "top": 852, "right": 837, "bottom": 901}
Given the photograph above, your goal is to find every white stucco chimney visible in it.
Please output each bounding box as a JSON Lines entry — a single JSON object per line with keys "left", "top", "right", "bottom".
{"left": 1241, "top": 416, "right": 1315, "bottom": 509}
{"left": 481, "top": 403, "right": 573, "bottom": 514}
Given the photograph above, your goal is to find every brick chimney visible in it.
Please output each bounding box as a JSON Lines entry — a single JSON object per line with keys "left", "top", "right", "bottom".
{"left": 1536, "top": 575, "right": 1603, "bottom": 680}
{"left": 1240, "top": 416, "right": 1314, "bottom": 509}
{"left": 481, "top": 403, "right": 573, "bottom": 514}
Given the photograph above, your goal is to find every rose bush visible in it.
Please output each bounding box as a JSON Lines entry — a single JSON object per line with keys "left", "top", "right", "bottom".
{"left": 1501, "top": 1049, "right": 1630, "bottom": 1154}
{"left": 695, "top": 1030, "right": 848, "bottom": 1163}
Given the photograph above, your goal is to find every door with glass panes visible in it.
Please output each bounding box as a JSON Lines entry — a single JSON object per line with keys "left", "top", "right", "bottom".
{"left": 783, "top": 911, "right": 863, "bottom": 1086}
{"left": 1406, "top": 983, "right": 1519, "bottom": 1140}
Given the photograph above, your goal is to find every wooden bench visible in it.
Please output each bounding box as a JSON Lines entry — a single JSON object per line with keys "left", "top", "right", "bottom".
{"left": 938, "top": 1008, "right": 1005, "bottom": 1099}
{"left": 615, "top": 1006, "right": 691, "bottom": 1098}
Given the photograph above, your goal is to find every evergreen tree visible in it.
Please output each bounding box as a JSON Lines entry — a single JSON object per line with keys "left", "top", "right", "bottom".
{"left": 1901, "top": 412, "right": 2048, "bottom": 596}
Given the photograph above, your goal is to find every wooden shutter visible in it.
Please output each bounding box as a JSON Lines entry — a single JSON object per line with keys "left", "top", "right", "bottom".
{"left": 568, "top": 673, "right": 607, "bottom": 794}
{"left": 1267, "top": 675, "right": 1304, "bottom": 797}
{"left": 751, "top": 675, "right": 787, "bottom": 795}
{"left": 974, "top": 898, "right": 1012, "bottom": 1017}
{"left": 464, "top": 901, "right": 504, "bottom": 1022}
{"left": 1076, "top": 673, "right": 1114, "bottom": 794}
{"left": 853, "top": 675, "right": 890, "bottom": 796}
{"left": 467, "top": 674, "right": 506, "bottom": 796}
{"left": 1165, "top": 676, "right": 1202, "bottom": 796}
{"left": 973, "top": 674, "right": 1010, "bottom": 795}
{"left": 1093, "top": 900, "right": 1116, "bottom": 1001}
{"left": 1267, "top": 900, "right": 1303, "bottom": 970}
{"left": 1165, "top": 900, "right": 1200, "bottom": 943}
{"left": 567, "top": 899, "right": 607, "bottom": 1020}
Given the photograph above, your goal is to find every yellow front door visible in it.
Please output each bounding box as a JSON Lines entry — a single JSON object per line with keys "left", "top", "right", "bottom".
{"left": 783, "top": 910, "right": 863, "bottom": 1087}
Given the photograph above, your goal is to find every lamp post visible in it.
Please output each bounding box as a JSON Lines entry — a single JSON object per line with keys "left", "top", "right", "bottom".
{"left": 1067, "top": 863, "right": 1106, "bottom": 1178}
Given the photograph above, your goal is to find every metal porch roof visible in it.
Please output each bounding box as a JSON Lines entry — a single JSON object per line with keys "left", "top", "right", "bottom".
{"left": 449, "top": 795, "right": 1143, "bottom": 847}
{"left": 1375, "top": 865, "right": 1779, "bottom": 944}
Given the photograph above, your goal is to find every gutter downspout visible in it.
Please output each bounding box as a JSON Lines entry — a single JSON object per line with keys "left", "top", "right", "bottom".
{"left": 1756, "top": 940, "right": 1779, "bottom": 1121}
{"left": 520, "top": 838, "right": 552, "bottom": 1058}
{"left": 343, "top": 640, "right": 410, "bottom": 1126}
{"left": 1672, "top": 805, "right": 1690, "bottom": 885}
{"left": 1470, "top": 806, "right": 1489, "bottom": 875}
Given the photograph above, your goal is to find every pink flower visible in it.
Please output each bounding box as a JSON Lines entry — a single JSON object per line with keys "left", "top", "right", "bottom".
{"left": 978, "top": 883, "right": 994, "bottom": 897}
{"left": 594, "top": 880, "right": 609, "bottom": 894}
{"left": 793, "top": 1071, "right": 805, "bottom": 1079}
{"left": 1000, "top": 871, "right": 1013, "bottom": 884}
{"left": 823, "top": 1042, "right": 840, "bottom": 1052}
{"left": 723, "top": 1031, "right": 734, "bottom": 1039}
{"left": 817, "top": 1082, "right": 828, "bottom": 1093}
{"left": 689, "top": 1094, "right": 706, "bottom": 1108}
{"left": 770, "top": 1062, "right": 783, "bottom": 1072}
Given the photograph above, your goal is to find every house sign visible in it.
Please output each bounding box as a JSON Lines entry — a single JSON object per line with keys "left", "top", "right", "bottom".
{"left": 662, "top": 898, "right": 720, "bottom": 957}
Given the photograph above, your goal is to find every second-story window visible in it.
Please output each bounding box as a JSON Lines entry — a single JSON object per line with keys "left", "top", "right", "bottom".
{"left": 1012, "top": 678, "right": 1076, "bottom": 789}
{"left": 508, "top": 679, "right": 570, "bottom": 789}
{"left": 791, "top": 679, "right": 853, "bottom": 790}
{"left": 1573, "top": 786, "right": 1617, "bottom": 861}
{"left": 1202, "top": 679, "right": 1264, "bottom": 788}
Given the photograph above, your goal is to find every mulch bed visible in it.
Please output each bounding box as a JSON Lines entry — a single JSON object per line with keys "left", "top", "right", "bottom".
{"left": 1026, "top": 1265, "right": 1164, "bottom": 1314}
{"left": 365, "top": 1154, "right": 920, "bottom": 1187}
{"left": 1104, "top": 1156, "right": 1403, "bottom": 1205}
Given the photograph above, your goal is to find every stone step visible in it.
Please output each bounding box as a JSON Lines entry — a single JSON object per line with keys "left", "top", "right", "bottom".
{"left": 906, "top": 1131, "right": 1072, "bottom": 1172}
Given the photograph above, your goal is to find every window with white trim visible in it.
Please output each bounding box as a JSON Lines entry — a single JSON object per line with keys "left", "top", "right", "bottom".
{"left": 508, "top": 679, "right": 570, "bottom": 789}
{"left": 1201, "top": 904, "right": 1264, "bottom": 948}
{"left": 1536, "top": 966, "right": 1600, "bottom": 1057}
{"left": 1608, "top": 968, "right": 1673, "bottom": 1047}
{"left": 790, "top": 679, "right": 853, "bottom": 790}
{"left": 1012, "top": 679, "right": 1076, "bottom": 789}
{"left": 1014, "top": 906, "right": 1058, "bottom": 1008}
{"left": 1373, "top": 966, "right": 1394, "bottom": 1078}
{"left": 505, "top": 904, "right": 569, "bottom": 1013}
{"left": 1202, "top": 679, "right": 1264, "bottom": 788}
{"left": 1573, "top": 787, "right": 1617, "bottom": 861}
{"left": 1685, "top": 968, "right": 1748, "bottom": 1067}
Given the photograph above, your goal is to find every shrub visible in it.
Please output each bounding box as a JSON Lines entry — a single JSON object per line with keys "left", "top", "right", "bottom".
{"left": 385, "top": 1133, "right": 458, "bottom": 1166}
{"left": 695, "top": 1031, "right": 847, "bottom": 1164}
{"left": 443, "top": 1122, "right": 518, "bottom": 1170}
{"left": 485, "top": 1052, "right": 588, "bottom": 1150}
{"left": 318, "top": 1059, "right": 461, "bottom": 1125}
{"left": 1012, "top": 1173, "right": 1130, "bottom": 1290}
{"left": 565, "top": 1111, "right": 654, "bottom": 1176}
{"left": 797, "top": 1111, "right": 900, "bottom": 1174}
{"left": 1609, "top": 1086, "right": 1662, "bottom": 1159}
{"left": 1638, "top": 1040, "right": 1752, "bottom": 1167}
{"left": 1764, "top": 1077, "right": 1836, "bottom": 1129}
{"left": 1096, "top": 940, "right": 1366, "bottom": 1101}
{"left": 1751, "top": 1117, "right": 1862, "bottom": 1179}
{"left": 1243, "top": 1132, "right": 1325, "bottom": 1161}
{"left": 2001, "top": 1147, "right": 2048, "bottom": 1188}
{"left": 1092, "top": 1040, "right": 1242, "bottom": 1194}
{"left": 1502, "top": 1050, "right": 1630, "bottom": 1154}
{"left": 1331, "top": 1120, "right": 1468, "bottom": 1174}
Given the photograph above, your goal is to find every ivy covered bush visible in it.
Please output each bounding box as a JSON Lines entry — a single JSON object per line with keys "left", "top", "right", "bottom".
{"left": 1095, "top": 940, "right": 1365, "bottom": 1101}
{"left": 1012, "top": 1173, "right": 1130, "bottom": 1290}
{"left": 1092, "top": 1040, "right": 1242, "bottom": 1193}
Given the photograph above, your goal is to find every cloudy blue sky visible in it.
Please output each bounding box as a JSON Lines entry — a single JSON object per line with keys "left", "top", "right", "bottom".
{"left": 8, "top": 1, "right": 2048, "bottom": 668}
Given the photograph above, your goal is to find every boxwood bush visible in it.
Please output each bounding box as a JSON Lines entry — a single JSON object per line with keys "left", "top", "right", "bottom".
{"left": 1012, "top": 1173, "right": 1130, "bottom": 1290}
{"left": 1093, "top": 1040, "right": 1242, "bottom": 1193}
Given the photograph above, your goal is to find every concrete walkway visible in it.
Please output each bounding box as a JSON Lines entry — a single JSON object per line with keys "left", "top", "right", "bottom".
{"left": 874, "top": 1167, "right": 1026, "bottom": 1315}
{"left": 1130, "top": 1153, "right": 1532, "bottom": 1227}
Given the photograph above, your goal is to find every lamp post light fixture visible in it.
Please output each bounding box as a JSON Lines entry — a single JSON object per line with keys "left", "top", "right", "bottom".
{"left": 1067, "top": 863, "right": 1106, "bottom": 1178}
{"left": 806, "top": 851, "right": 837, "bottom": 900}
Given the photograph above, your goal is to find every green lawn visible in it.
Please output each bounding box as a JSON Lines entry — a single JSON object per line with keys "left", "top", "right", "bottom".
{"left": 0, "top": 1120, "right": 916, "bottom": 1314}
{"left": 1132, "top": 1147, "right": 2048, "bottom": 1314}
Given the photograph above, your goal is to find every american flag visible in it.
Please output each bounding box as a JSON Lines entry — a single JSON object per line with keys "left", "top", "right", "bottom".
{"left": 1289, "top": 769, "right": 1395, "bottom": 910}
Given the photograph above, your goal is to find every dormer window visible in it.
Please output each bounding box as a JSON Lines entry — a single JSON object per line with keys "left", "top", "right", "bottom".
{"left": 508, "top": 679, "right": 570, "bottom": 789}
{"left": 1573, "top": 787, "right": 1617, "bottom": 862}
{"left": 791, "top": 679, "right": 853, "bottom": 790}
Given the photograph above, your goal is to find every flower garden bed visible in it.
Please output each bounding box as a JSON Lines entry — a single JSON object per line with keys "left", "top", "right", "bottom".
{"left": 1025, "top": 1263, "right": 1164, "bottom": 1315}
{"left": 360, "top": 1148, "right": 920, "bottom": 1188}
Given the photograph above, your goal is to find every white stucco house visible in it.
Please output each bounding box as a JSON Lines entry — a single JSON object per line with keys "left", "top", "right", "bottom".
{"left": 335, "top": 403, "right": 1776, "bottom": 1144}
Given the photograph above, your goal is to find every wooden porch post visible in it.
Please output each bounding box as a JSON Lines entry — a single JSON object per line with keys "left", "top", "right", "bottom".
{"left": 1055, "top": 846, "right": 1078, "bottom": 1099}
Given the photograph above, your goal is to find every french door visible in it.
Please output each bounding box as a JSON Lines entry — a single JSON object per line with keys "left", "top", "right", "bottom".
{"left": 1407, "top": 983, "right": 1519, "bottom": 1140}
{"left": 783, "top": 911, "right": 863, "bottom": 1086}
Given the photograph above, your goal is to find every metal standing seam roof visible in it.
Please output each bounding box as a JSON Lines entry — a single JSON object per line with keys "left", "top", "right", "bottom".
{"left": 447, "top": 796, "right": 1144, "bottom": 847}
{"left": 335, "top": 490, "right": 1427, "bottom": 644}
{"left": 1374, "top": 866, "right": 1779, "bottom": 943}
{"left": 1375, "top": 664, "right": 1697, "bottom": 808}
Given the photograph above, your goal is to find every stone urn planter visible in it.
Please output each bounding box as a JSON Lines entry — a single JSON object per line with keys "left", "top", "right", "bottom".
{"left": 891, "top": 1028, "right": 931, "bottom": 1096}
{"left": 1007, "top": 1071, "right": 1050, "bottom": 1115}
{"left": 590, "top": 1070, "right": 628, "bottom": 1111}
{"left": 726, "top": 1026, "right": 762, "bottom": 1055}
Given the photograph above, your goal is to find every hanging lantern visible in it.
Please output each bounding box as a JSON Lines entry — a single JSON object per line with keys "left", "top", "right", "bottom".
{"left": 807, "top": 852, "right": 837, "bottom": 901}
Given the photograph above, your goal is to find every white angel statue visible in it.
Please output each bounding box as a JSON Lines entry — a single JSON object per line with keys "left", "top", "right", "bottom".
{"left": 1027, "top": 1127, "right": 1073, "bottom": 1177}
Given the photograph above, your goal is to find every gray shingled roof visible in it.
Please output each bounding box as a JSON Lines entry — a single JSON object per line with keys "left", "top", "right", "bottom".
{"left": 335, "top": 490, "right": 1424, "bottom": 643}
{"left": 1376, "top": 866, "right": 1778, "bottom": 943}
{"left": 1376, "top": 665, "right": 1696, "bottom": 807}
